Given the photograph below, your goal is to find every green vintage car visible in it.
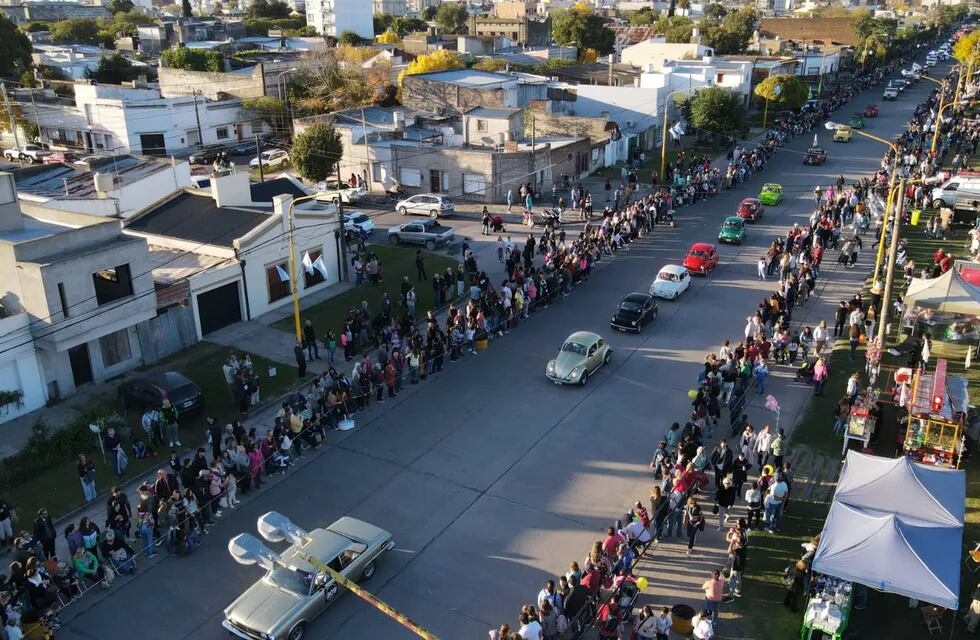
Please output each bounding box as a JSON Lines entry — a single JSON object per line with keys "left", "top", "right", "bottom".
{"left": 848, "top": 113, "right": 865, "bottom": 129}
{"left": 759, "top": 183, "right": 783, "bottom": 206}
{"left": 718, "top": 216, "right": 746, "bottom": 245}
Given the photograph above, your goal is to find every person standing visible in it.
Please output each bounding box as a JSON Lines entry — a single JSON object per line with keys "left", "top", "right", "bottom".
{"left": 33, "top": 509, "right": 57, "bottom": 559}
{"left": 709, "top": 440, "right": 733, "bottom": 489}
{"left": 726, "top": 519, "right": 748, "bottom": 597}
{"left": 294, "top": 341, "right": 307, "bottom": 379}
{"left": 506, "top": 188, "right": 514, "bottom": 213}
{"left": 754, "top": 425, "right": 772, "bottom": 472}
{"left": 415, "top": 250, "right": 426, "bottom": 281}
{"left": 714, "top": 476, "right": 736, "bottom": 530}
{"left": 813, "top": 358, "right": 829, "bottom": 394}
{"left": 77, "top": 453, "right": 97, "bottom": 503}
{"left": 701, "top": 570, "right": 725, "bottom": 624}
{"left": 303, "top": 320, "right": 319, "bottom": 360}
{"left": 833, "top": 301, "right": 848, "bottom": 338}
{"left": 161, "top": 399, "right": 180, "bottom": 448}
{"left": 682, "top": 496, "right": 705, "bottom": 556}
{"left": 481, "top": 207, "right": 490, "bottom": 235}
{"left": 770, "top": 428, "right": 786, "bottom": 471}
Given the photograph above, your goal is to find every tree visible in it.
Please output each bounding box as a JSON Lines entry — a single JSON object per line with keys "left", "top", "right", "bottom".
{"left": 247, "top": 0, "right": 291, "bottom": 19}
{"left": 97, "top": 10, "right": 156, "bottom": 42}
{"left": 421, "top": 5, "right": 437, "bottom": 20}
{"left": 472, "top": 57, "right": 507, "bottom": 71}
{"left": 337, "top": 30, "right": 367, "bottom": 45}
{"left": 652, "top": 15, "right": 693, "bottom": 43}
{"left": 24, "top": 21, "right": 49, "bottom": 32}
{"left": 753, "top": 74, "right": 808, "bottom": 110}
{"left": 702, "top": 2, "right": 727, "bottom": 25}
{"left": 292, "top": 123, "right": 342, "bottom": 182}
{"left": 109, "top": 0, "right": 135, "bottom": 13}
{"left": 953, "top": 30, "right": 980, "bottom": 67}
{"left": 701, "top": 7, "right": 758, "bottom": 55}
{"left": 397, "top": 49, "right": 464, "bottom": 87}
{"left": 435, "top": 2, "right": 467, "bottom": 34}
{"left": 628, "top": 7, "right": 657, "bottom": 26}
{"left": 685, "top": 87, "right": 746, "bottom": 137}
{"left": 87, "top": 53, "right": 139, "bottom": 84}
{"left": 377, "top": 30, "right": 401, "bottom": 44}
{"left": 49, "top": 18, "right": 103, "bottom": 46}
{"left": 161, "top": 46, "right": 224, "bottom": 71}
{"left": 182, "top": 0, "right": 193, "bottom": 17}
{"left": 392, "top": 17, "right": 427, "bottom": 35}
{"left": 19, "top": 65, "right": 65, "bottom": 88}
{"left": 551, "top": 8, "right": 614, "bottom": 55}
{"left": 0, "top": 15, "right": 31, "bottom": 78}
{"left": 291, "top": 48, "right": 392, "bottom": 112}
{"left": 243, "top": 96, "right": 287, "bottom": 131}
{"left": 374, "top": 13, "right": 393, "bottom": 34}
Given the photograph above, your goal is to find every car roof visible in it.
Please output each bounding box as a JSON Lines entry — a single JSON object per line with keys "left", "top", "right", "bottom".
{"left": 278, "top": 528, "right": 355, "bottom": 572}
{"left": 659, "top": 264, "right": 687, "bottom": 276}
{"left": 741, "top": 198, "right": 759, "bottom": 204}
{"left": 141, "top": 371, "right": 194, "bottom": 390}
{"left": 762, "top": 183, "right": 780, "bottom": 189}
{"left": 623, "top": 292, "right": 652, "bottom": 303}
{"left": 723, "top": 216, "right": 743, "bottom": 223}
{"left": 689, "top": 242, "right": 715, "bottom": 251}
{"left": 565, "top": 330, "right": 601, "bottom": 344}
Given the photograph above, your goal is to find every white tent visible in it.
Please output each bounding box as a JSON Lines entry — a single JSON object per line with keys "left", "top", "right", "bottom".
{"left": 813, "top": 452, "right": 965, "bottom": 609}
{"left": 903, "top": 268, "right": 980, "bottom": 315}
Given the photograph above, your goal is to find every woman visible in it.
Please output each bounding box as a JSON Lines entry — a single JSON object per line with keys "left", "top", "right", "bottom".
{"left": 539, "top": 599, "right": 559, "bottom": 640}
{"left": 798, "top": 326, "right": 813, "bottom": 360}
{"left": 692, "top": 609, "right": 714, "bottom": 640}
{"left": 714, "top": 476, "right": 737, "bottom": 530}
{"left": 77, "top": 454, "right": 96, "bottom": 503}
{"left": 649, "top": 486, "right": 668, "bottom": 541}
{"left": 682, "top": 496, "right": 705, "bottom": 556}
{"left": 634, "top": 606, "right": 659, "bottom": 640}
{"left": 72, "top": 547, "right": 108, "bottom": 590}
{"left": 812, "top": 357, "right": 829, "bottom": 395}
{"left": 77, "top": 517, "right": 101, "bottom": 560}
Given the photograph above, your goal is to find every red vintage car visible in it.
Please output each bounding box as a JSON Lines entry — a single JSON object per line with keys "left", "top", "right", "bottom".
{"left": 864, "top": 104, "right": 879, "bottom": 118}
{"left": 803, "top": 146, "right": 827, "bottom": 166}
{"left": 42, "top": 151, "right": 77, "bottom": 164}
{"left": 683, "top": 242, "right": 719, "bottom": 275}
{"left": 737, "top": 198, "right": 764, "bottom": 222}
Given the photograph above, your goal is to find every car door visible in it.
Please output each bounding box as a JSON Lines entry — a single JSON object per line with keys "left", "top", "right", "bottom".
{"left": 402, "top": 223, "right": 420, "bottom": 244}
{"left": 586, "top": 341, "right": 599, "bottom": 371}
{"left": 709, "top": 248, "right": 719, "bottom": 269}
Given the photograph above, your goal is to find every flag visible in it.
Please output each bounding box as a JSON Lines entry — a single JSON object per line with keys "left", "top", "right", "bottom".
{"left": 302, "top": 251, "right": 314, "bottom": 275}
{"left": 312, "top": 255, "right": 328, "bottom": 280}
{"left": 276, "top": 265, "right": 290, "bottom": 282}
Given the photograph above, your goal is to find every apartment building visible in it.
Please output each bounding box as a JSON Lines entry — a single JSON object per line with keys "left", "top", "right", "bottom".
{"left": 306, "top": 0, "right": 373, "bottom": 39}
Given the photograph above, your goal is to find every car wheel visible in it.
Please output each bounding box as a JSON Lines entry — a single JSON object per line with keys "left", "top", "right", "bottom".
{"left": 288, "top": 623, "right": 306, "bottom": 640}
{"left": 332, "top": 197, "right": 340, "bottom": 205}
{"left": 389, "top": 234, "right": 400, "bottom": 245}
{"left": 399, "top": 207, "right": 408, "bottom": 215}
{"left": 429, "top": 210, "right": 439, "bottom": 219}
{"left": 932, "top": 199, "right": 944, "bottom": 208}
{"left": 603, "top": 350, "right": 612, "bottom": 365}
{"left": 361, "top": 561, "right": 376, "bottom": 580}
{"left": 424, "top": 240, "right": 436, "bottom": 251}
{"left": 671, "top": 291, "right": 678, "bottom": 300}
{"left": 579, "top": 371, "right": 589, "bottom": 386}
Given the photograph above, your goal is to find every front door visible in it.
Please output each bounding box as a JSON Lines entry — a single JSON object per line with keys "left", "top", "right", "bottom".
{"left": 429, "top": 170, "right": 441, "bottom": 193}
{"left": 68, "top": 344, "right": 93, "bottom": 387}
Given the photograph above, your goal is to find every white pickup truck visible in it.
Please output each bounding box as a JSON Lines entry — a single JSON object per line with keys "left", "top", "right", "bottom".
{"left": 3, "top": 145, "right": 50, "bottom": 163}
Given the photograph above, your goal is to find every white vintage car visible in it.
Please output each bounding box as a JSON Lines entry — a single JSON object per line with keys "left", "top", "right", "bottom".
{"left": 649, "top": 264, "right": 692, "bottom": 300}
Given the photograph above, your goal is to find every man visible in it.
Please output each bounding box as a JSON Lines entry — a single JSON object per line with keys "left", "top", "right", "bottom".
{"left": 709, "top": 440, "right": 733, "bottom": 488}
{"left": 32, "top": 509, "right": 57, "bottom": 559}
{"left": 415, "top": 250, "right": 426, "bottom": 281}
{"left": 764, "top": 472, "right": 789, "bottom": 533}
{"left": 206, "top": 416, "right": 223, "bottom": 461}
{"left": 602, "top": 526, "right": 624, "bottom": 558}
{"left": 303, "top": 320, "right": 319, "bottom": 360}
{"left": 537, "top": 580, "right": 561, "bottom": 612}
{"left": 518, "top": 609, "right": 543, "bottom": 639}
{"left": 140, "top": 406, "right": 162, "bottom": 449}
{"left": 770, "top": 428, "right": 786, "bottom": 470}
{"left": 624, "top": 515, "right": 653, "bottom": 547}
{"left": 294, "top": 341, "right": 307, "bottom": 379}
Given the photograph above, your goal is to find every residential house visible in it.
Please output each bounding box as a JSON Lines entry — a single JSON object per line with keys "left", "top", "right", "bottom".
{"left": 0, "top": 1, "right": 109, "bottom": 25}
{"left": 466, "top": 14, "right": 552, "bottom": 47}
{"left": 757, "top": 17, "right": 860, "bottom": 47}
{"left": 402, "top": 30, "right": 457, "bottom": 55}
{"left": 31, "top": 45, "right": 150, "bottom": 81}
{"left": 33, "top": 82, "right": 255, "bottom": 156}
{"left": 306, "top": 0, "right": 374, "bottom": 39}
{"left": 620, "top": 38, "right": 716, "bottom": 71}
{"left": 457, "top": 35, "right": 512, "bottom": 55}
{"left": 125, "top": 170, "right": 342, "bottom": 339}
{"left": 400, "top": 69, "right": 519, "bottom": 114}
{"left": 12, "top": 155, "right": 194, "bottom": 219}
{"left": 0, "top": 172, "right": 157, "bottom": 402}
{"left": 637, "top": 57, "right": 754, "bottom": 105}
{"left": 137, "top": 18, "right": 247, "bottom": 56}
{"left": 373, "top": 0, "right": 407, "bottom": 15}
{"left": 547, "top": 63, "right": 642, "bottom": 87}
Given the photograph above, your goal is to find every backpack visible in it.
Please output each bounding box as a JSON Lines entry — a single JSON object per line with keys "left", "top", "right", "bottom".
{"left": 556, "top": 614, "right": 568, "bottom": 634}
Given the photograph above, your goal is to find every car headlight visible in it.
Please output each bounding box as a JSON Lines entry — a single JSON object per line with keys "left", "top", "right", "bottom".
{"left": 630, "top": 320, "right": 637, "bottom": 326}
{"left": 569, "top": 366, "right": 584, "bottom": 380}
{"left": 546, "top": 360, "right": 556, "bottom": 374}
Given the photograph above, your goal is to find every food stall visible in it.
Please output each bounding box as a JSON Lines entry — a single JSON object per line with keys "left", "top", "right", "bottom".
{"left": 801, "top": 573, "right": 853, "bottom": 640}
{"left": 900, "top": 359, "right": 968, "bottom": 468}
{"left": 842, "top": 390, "right": 880, "bottom": 456}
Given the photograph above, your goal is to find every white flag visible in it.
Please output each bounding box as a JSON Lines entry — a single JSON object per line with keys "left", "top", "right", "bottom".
{"left": 302, "top": 251, "right": 314, "bottom": 275}
{"left": 312, "top": 255, "right": 328, "bottom": 280}
{"left": 276, "top": 264, "right": 290, "bottom": 282}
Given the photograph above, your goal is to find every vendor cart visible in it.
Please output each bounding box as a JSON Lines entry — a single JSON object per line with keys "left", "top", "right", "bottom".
{"left": 801, "top": 573, "right": 853, "bottom": 640}
{"left": 843, "top": 400, "right": 877, "bottom": 456}
{"left": 900, "top": 359, "right": 968, "bottom": 468}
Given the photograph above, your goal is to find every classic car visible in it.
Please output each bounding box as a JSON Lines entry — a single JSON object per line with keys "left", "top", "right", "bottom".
{"left": 610, "top": 292, "right": 658, "bottom": 332}
{"left": 803, "top": 146, "right": 827, "bottom": 166}
{"left": 718, "top": 216, "right": 745, "bottom": 245}
{"left": 395, "top": 193, "right": 455, "bottom": 219}
{"left": 387, "top": 219, "right": 455, "bottom": 249}
{"left": 864, "top": 104, "right": 879, "bottom": 118}
{"left": 832, "top": 125, "right": 853, "bottom": 143}
{"left": 649, "top": 264, "right": 691, "bottom": 300}
{"left": 758, "top": 183, "right": 783, "bottom": 206}
{"left": 848, "top": 114, "right": 865, "bottom": 129}
{"left": 682, "top": 242, "right": 719, "bottom": 275}
{"left": 737, "top": 198, "right": 764, "bottom": 221}
{"left": 223, "top": 513, "right": 395, "bottom": 640}
{"left": 545, "top": 331, "right": 612, "bottom": 385}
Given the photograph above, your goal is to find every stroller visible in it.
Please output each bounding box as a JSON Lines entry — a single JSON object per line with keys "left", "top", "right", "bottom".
{"left": 795, "top": 359, "right": 815, "bottom": 383}
{"left": 490, "top": 215, "right": 505, "bottom": 232}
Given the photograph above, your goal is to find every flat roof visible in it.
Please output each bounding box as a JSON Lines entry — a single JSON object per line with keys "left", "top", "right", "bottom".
{"left": 13, "top": 155, "right": 172, "bottom": 199}
{"left": 0, "top": 217, "right": 69, "bottom": 244}
{"left": 412, "top": 69, "right": 515, "bottom": 87}
{"left": 147, "top": 245, "right": 236, "bottom": 283}
{"left": 250, "top": 177, "right": 306, "bottom": 203}
{"left": 126, "top": 192, "right": 271, "bottom": 247}
{"left": 465, "top": 107, "right": 522, "bottom": 119}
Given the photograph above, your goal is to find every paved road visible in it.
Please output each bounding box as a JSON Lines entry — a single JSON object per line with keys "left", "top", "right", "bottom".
{"left": 57, "top": 66, "right": 944, "bottom": 640}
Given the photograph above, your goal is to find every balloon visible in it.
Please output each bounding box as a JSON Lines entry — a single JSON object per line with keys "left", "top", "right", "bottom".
{"left": 687, "top": 389, "right": 698, "bottom": 399}
{"left": 636, "top": 577, "right": 648, "bottom": 591}
{"left": 763, "top": 465, "right": 774, "bottom": 476}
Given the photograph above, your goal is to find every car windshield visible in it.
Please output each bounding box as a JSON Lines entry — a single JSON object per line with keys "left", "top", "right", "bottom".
{"left": 724, "top": 221, "right": 740, "bottom": 229}
{"left": 350, "top": 215, "right": 368, "bottom": 224}
{"left": 267, "top": 566, "right": 315, "bottom": 596}
{"left": 690, "top": 250, "right": 708, "bottom": 258}
{"left": 657, "top": 272, "right": 676, "bottom": 282}
{"left": 561, "top": 341, "right": 587, "bottom": 355}
{"left": 620, "top": 301, "right": 643, "bottom": 312}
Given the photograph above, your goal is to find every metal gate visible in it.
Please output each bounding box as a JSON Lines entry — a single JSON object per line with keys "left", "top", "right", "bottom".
{"left": 136, "top": 305, "right": 198, "bottom": 364}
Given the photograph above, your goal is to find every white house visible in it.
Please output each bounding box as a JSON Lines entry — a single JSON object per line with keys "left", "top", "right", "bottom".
{"left": 31, "top": 44, "right": 150, "bottom": 80}
{"left": 34, "top": 83, "right": 254, "bottom": 156}
{"left": 306, "top": 0, "right": 373, "bottom": 39}
{"left": 620, "top": 38, "right": 715, "bottom": 71}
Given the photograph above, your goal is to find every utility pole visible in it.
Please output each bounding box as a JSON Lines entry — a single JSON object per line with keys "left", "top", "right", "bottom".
{"left": 285, "top": 199, "right": 302, "bottom": 342}
{"left": 1, "top": 83, "right": 22, "bottom": 162}
{"left": 28, "top": 89, "right": 41, "bottom": 140}
{"left": 360, "top": 106, "right": 370, "bottom": 192}
{"left": 608, "top": 53, "right": 613, "bottom": 87}
{"left": 192, "top": 90, "right": 204, "bottom": 152}
{"left": 335, "top": 162, "right": 349, "bottom": 282}
{"left": 254, "top": 132, "right": 264, "bottom": 182}
{"left": 876, "top": 178, "right": 906, "bottom": 352}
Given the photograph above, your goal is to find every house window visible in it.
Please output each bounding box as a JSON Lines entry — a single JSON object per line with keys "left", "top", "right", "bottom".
{"left": 476, "top": 119, "right": 488, "bottom": 132}
{"left": 463, "top": 174, "right": 486, "bottom": 194}
{"left": 303, "top": 249, "right": 325, "bottom": 288}
{"left": 216, "top": 127, "right": 229, "bottom": 140}
{"left": 92, "top": 264, "right": 133, "bottom": 305}
{"left": 265, "top": 261, "right": 291, "bottom": 303}
{"left": 57, "top": 283, "right": 69, "bottom": 319}
{"left": 99, "top": 328, "right": 132, "bottom": 367}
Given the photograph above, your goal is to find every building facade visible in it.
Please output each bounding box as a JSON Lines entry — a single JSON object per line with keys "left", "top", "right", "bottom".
{"left": 306, "top": 0, "right": 374, "bottom": 39}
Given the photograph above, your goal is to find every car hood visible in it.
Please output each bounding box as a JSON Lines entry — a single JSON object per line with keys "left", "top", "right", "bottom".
{"left": 226, "top": 581, "right": 305, "bottom": 635}
{"left": 720, "top": 228, "right": 741, "bottom": 237}
{"left": 615, "top": 308, "right": 642, "bottom": 321}
{"left": 684, "top": 256, "right": 704, "bottom": 268}
{"left": 554, "top": 351, "right": 585, "bottom": 378}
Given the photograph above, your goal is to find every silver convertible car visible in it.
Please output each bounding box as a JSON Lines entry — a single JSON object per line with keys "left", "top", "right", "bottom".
{"left": 545, "top": 331, "right": 612, "bottom": 385}
{"left": 223, "top": 515, "right": 395, "bottom": 640}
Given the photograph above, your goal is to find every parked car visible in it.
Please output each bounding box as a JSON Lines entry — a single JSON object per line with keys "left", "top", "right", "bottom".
{"left": 250, "top": 149, "right": 290, "bottom": 169}
{"left": 803, "top": 146, "right": 827, "bottom": 166}
{"left": 610, "top": 292, "right": 658, "bottom": 333}
{"left": 682, "top": 242, "right": 719, "bottom": 275}
{"left": 545, "top": 331, "right": 612, "bottom": 386}
{"left": 189, "top": 146, "right": 232, "bottom": 165}
{"left": 315, "top": 180, "right": 367, "bottom": 204}
{"left": 387, "top": 219, "right": 455, "bottom": 250}
{"left": 343, "top": 212, "right": 375, "bottom": 237}
{"left": 117, "top": 372, "right": 203, "bottom": 413}
{"left": 223, "top": 514, "right": 395, "bottom": 640}
{"left": 758, "top": 184, "right": 783, "bottom": 206}
{"left": 864, "top": 104, "right": 880, "bottom": 118}
{"left": 649, "top": 264, "right": 692, "bottom": 300}
{"left": 718, "top": 216, "right": 746, "bottom": 245}
{"left": 42, "top": 151, "right": 77, "bottom": 164}
{"left": 395, "top": 193, "right": 454, "bottom": 219}
{"left": 832, "top": 126, "right": 853, "bottom": 143}
{"left": 3, "top": 145, "right": 49, "bottom": 163}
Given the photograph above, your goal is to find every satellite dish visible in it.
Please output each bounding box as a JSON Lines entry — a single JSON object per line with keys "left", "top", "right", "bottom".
{"left": 88, "top": 423, "right": 101, "bottom": 434}
{"left": 257, "top": 512, "right": 308, "bottom": 546}
{"left": 228, "top": 533, "right": 280, "bottom": 571}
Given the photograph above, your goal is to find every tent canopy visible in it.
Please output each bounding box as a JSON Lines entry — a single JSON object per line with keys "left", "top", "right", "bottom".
{"left": 812, "top": 452, "right": 965, "bottom": 609}
{"left": 904, "top": 268, "right": 980, "bottom": 315}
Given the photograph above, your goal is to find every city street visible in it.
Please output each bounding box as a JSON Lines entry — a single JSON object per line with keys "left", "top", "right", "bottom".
{"left": 59, "top": 72, "right": 941, "bottom": 640}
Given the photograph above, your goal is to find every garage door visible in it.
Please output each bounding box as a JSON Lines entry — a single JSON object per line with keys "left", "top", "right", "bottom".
{"left": 196, "top": 283, "right": 242, "bottom": 336}
{"left": 139, "top": 133, "right": 166, "bottom": 156}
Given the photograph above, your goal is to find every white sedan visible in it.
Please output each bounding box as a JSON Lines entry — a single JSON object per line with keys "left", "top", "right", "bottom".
{"left": 649, "top": 264, "right": 692, "bottom": 300}
{"left": 344, "top": 212, "right": 375, "bottom": 236}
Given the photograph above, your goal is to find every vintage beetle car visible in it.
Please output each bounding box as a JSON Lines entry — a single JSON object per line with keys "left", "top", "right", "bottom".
{"left": 718, "top": 216, "right": 746, "bottom": 245}
{"left": 610, "top": 292, "right": 658, "bottom": 332}
{"left": 546, "top": 331, "right": 612, "bottom": 386}
{"left": 803, "top": 146, "right": 827, "bottom": 165}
